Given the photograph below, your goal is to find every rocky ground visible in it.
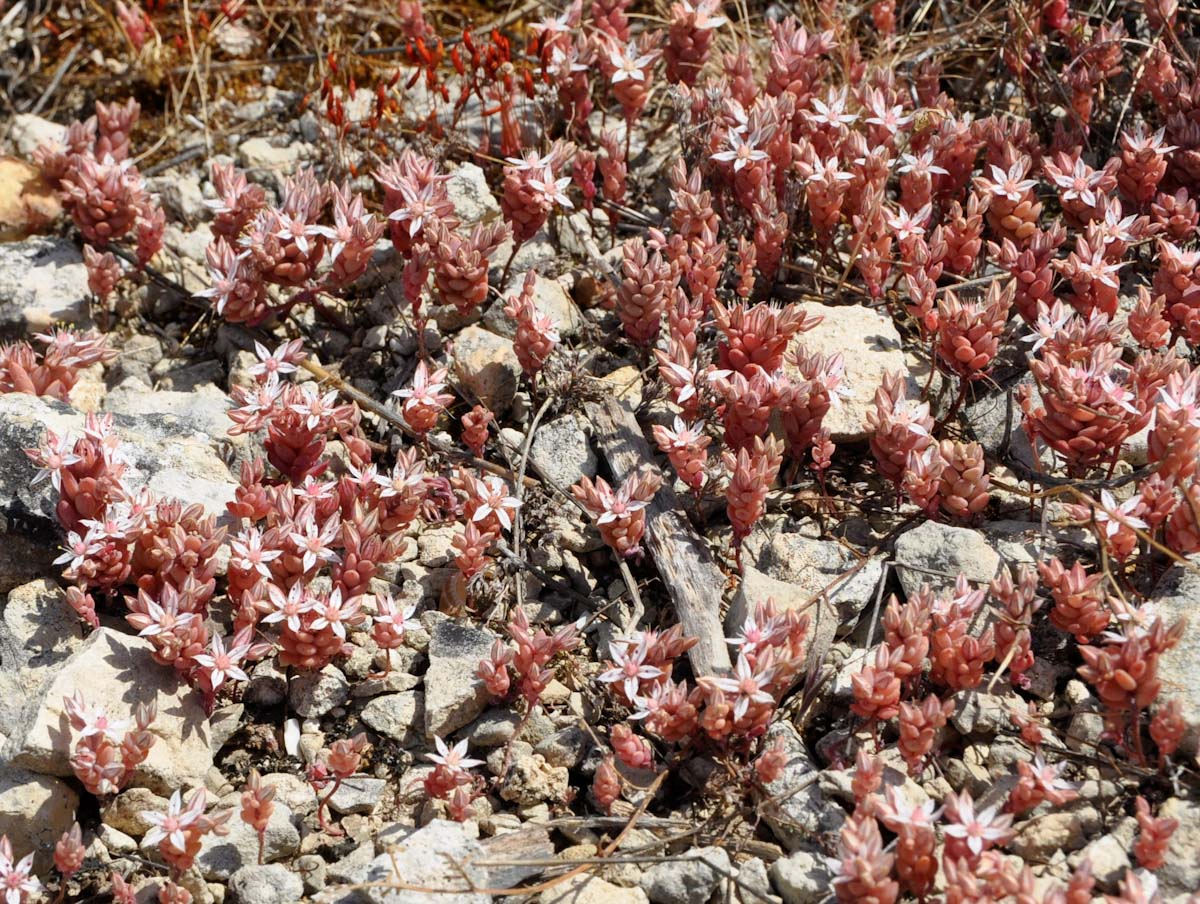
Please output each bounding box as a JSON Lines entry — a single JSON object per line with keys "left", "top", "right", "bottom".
{"left": 1, "top": 1, "right": 1199, "bottom": 903}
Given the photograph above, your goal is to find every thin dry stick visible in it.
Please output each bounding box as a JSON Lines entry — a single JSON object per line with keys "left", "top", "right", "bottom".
{"left": 351, "top": 770, "right": 670, "bottom": 898}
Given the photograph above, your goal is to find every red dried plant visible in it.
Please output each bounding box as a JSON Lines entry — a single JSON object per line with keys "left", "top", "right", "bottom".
{"left": 478, "top": 606, "right": 581, "bottom": 707}
{"left": 429, "top": 219, "right": 509, "bottom": 314}
{"left": 395, "top": 361, "right": 455, "bottom": 436}
{"left": 663, "top": 0, "right": 724, "bottom": 86}
{"left": 929, "top": 577, "right": 995, "bottom": 691}
{"left": 1078, "top": 615, "right": 1184, "bottom": 759}
{"left": 936, "top": 282, "right": 1013, "bottom": 379}
{"left": 1006, "top": 754, "right": 1078, "bottom": 814}
{"left": 975, "top": 155, "right": 1042, "bottom": 244}
{"left": 652, "top": 417, "right": 711, "bottom": 492}
{"left": 1149, "top": 697, "right": 1185, "bottom": 762}
{"left": 876, "top": 788, "right": 937, "bottom": 899}
{"left": 460, "top": 404, "right": 493, "bottom": 458}
{"left": 1151, "top": 188, "right": 1199, "bottom": 243}
{"left": 990, "top": 564, "right": 1041, "bottom": 686}
{"left": 592, "top": 755, "right": 622, "bottom": 813}
{"left": 851, "top": 644, "right": 905, "bottom": 723}
{"left": 712, "top": 300, "right": 820, "bottom": 375}
{"left": 942, "top": 789, "right": 1013, "bottom": 865}
{"left": 710, "top": 366, "right": 780, "bottom": 451}
{"left": 308, "top": 733, "right": 369, "bottom": 834}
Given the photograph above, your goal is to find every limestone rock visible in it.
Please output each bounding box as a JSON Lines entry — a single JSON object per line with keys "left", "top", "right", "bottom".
{"left": 0, "top": 768, "right": 79, "bottom": 872}
{"left": 0, "top": 157, "right": 61, "bottom": 240}
{"left": 423, "top": 614, "right": 496, "bottom": 740}
{"left": 786, "top": 302, "right": 909, "bottom": 441}
{"left": 758, "top": 723, "right": 843, "bottom": 850}
{"left": 361, "top": 692, "right": 424, "bottom": 745}
{"left": 445, "top": 163, "right": 501, "bottom": 225}
{"left": 229, "top": 864, "right": 305, "bottom": 904}
{"left": 769, "top": 848, "right": 829, "bottom": 904}
{"left": 363, "top": 819, "right": 489, "bottom": 904}
{"left": 190, "top": 802, "right": 299, "bottom": 880}
{"left": 1148, "top": 558, "right": 1200, "bottom": 756}
{"left": 754, "top": 530, "right": 885, "bottom": 621}
{"left": 450, "top": 325, "right": 522, "bottom": 415}
{"left": 526, "top": 414, "right": 597, "bottom": 490}
{"left": 288, "top": 665, "right": 350, "bottom": 718}
{"left": 6, "top": 113, "right": 66, "bottom": 158}
{"left": 103, "top": 382, "right": 235, "bottom": 445}
{"left": 640, "top": 846, "right": 729, "bottom": 904}
{"left": 5, "top": 627, "right": 213, "bottom": 794}
{"left": 540, "top": 875, "right": 650, "bottom": 904}
{"left": 1157, "top": 797, "right": 1200, "bottom": 898}
{"left": 498, "top": 752, "right": 570, "bottom": 806}
{"left": 0, "top": 536, "right": 56, "bottom": 596}
{"left": 328, "top": 777, "right": 387, "bottom": 815}
{"left": 894, "top": 520, "right": 1000, "bottom": 598}
{"left": 728, "top": 565, "right": 840, "bottom": 669}
{"left": 483, "top": 272, "right": 584, "bottom": 340}
{"left": 0, "top": 394, "right": 237, "bottom": 527}
{"left": 0, "top": 237, "right": 90, "bottom": 332}
{"left": 0, "top": 579, "right": 84, "bottom": 733}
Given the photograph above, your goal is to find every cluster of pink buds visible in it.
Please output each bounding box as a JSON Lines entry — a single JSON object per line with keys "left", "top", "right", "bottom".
{"left": 240, "top": 769, "right": 275, "bottom": 865}
{"left": 34, "top": 98, "right": 166, "bottom": 278}
{"left": 663, "top": 0, "right": 724, "bottom": 86}
{"left": 477, "top": 606, "right": 581, "bottom": 706}
{"left": 0, "top": 328, "right": 115, "bottom": 401}
{"left": 614, "top": 237, "right": 679, "bottom": 345}
{"left": 1037, "top": 557, "right": 1110, "bottom": 642}
{"left": 308, "top": 733, "right": 369, "bottom": 834}
{"left": 598, "top": 602, "right": 808, "bottom": 759}
{"left": 500, "top": 142, "right": 575, "bottom": 251}
{"left": 441, "top": 522, "right": 495, "bottom": 614}
{"left": 901, "top": 439, "right": 990, "bottom": 521}
{"left": 142, "top": 788, "right": 231, "bottom": 875}
{"left": 571, "top": 471, "right": 662, "bottom": 558}
{"left": 504, "top": 270, "right": 560, "bottom": 379}
{"left": 63, "top": 693, "right": 156, "bottom": 796}
{"left": 460, "top": 405, "right": 493, "bottom": 458}
{"left": 200, "top": 165, "right": 384, "bottom": 325}
{"left": 428, "top": 219, "right": 509, "bottom": 314}
{"left": 423, "top": 736, "right": 485, "bottom": 822}
{"left": 395, "top": 361, "right": 455, "bottom": 436}
{"left": 831, "top": 810, "right": 898, "bottom": 904}
{"left": 934, "top": 282, "right": 1013, "bottom": 380}
{"left": 652, "top": 417, "right": 711, "bottom": 492}
{"left": 867, "top": 371, "right": 933, "bottom": 490}
{"left": 1019, "top": 307, "right": 1163, "bottom": 476}
{"left": 1006, "top": 754, "right": 1078, "bottom": 815}
{"left": 458, "top": 470, "right": 521, "bottom": 535}
{"left": 724, "top": 435, "right": 784, "bottom": 557}
{"left": 1077, "top": 614, "right": 1184, "bottom": 759}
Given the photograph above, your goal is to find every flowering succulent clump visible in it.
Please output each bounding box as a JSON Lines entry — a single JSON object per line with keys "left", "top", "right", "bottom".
{"left": 11, "top": 0, "right": 1200, "bottom": 896}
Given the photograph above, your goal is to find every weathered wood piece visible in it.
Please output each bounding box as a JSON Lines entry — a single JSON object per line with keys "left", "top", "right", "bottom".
{"left": 588, "top": 396, "right": 732, "bottom": 677}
